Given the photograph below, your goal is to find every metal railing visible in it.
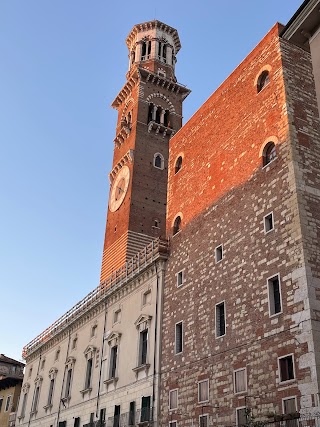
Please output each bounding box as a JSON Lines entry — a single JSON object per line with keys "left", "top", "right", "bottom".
{"left": 22, "top": 239, "right": 169, "bottom": 358}
{"left": 107, "top": 408, "right": 154, "bottom": 427}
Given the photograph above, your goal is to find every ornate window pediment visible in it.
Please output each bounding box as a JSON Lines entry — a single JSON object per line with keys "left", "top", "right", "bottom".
{"left": 48, "top": 367, "right": 58, "bottom": 379}
{"left": 84, "top": 345, "right": 97, "bottom": 359}
{"left": 22, "top": 382, "right": 30, "bottom": 393}
{"left": 34, "top": 375, "right": 43, "bottom": 384}
{"left": 65, "top": 356, "right": 76, "bottom": 368}
{"left": 106, "top": 331, "right": 121, "bottom": 347}
{"left": 135, "top": 314, "right": 152, "bottom": 332}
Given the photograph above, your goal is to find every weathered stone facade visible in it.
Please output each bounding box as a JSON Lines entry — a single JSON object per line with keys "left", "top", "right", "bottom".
{"left": 160, "top": 21, "right": 320, "bottom": 427}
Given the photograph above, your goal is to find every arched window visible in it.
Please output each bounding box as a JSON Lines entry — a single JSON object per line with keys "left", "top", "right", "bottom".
{"left": 173, "top": 216, "right": 181, "bottom": 235}
{"left": 164, "top": 110, "right": 170, "bottom": 127}
{"left": 175, "top": 156, "right": 183, "bottom": 174}
{"left": 263, "top": 142, "right": 276, "bottom": 166}
{"left": 257, "top": 70, "right": 270, "bottom": 93}
{"left": 148, "top": 103, "right": 154, "bottom": 123}
{"left": 155, "top": 107, "right": 161, "bottom": 124}
{"left": 141, "top": 39, "right": 151, "bottom": 60}
{"left": 153, "top": 153, "right": 164, "bottom": 170}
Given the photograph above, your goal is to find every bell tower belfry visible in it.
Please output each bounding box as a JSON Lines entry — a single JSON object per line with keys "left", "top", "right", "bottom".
{"left": 100, "top": 20, "right": 190, "bottom": 284}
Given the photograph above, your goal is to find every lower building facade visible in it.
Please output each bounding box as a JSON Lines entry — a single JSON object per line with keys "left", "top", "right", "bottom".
{"left": 17, "top": 241, "right": 167, "bottom": 427}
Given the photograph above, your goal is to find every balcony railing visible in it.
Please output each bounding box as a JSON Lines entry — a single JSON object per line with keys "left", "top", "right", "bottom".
{"left": 8, "top": 412, "right": 16, "bottom": 427}
{"left": 107, "top": 408, "right": 154, "bottom": 427}
{"left": 22, "top": 239, "right": 169, "bottom": 358}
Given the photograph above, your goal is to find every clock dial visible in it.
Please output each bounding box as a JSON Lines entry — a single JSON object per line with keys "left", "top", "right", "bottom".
{"left": 109, "top": 166, "right": 130, "bottom": 212}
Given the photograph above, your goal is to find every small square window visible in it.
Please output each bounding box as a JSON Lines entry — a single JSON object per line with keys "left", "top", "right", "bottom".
{"left": 199, "top": 415, "right": 208, "bottom": 427}
{"left": 169, "top": 389, "right": 178, "bottom": 410}
{"left": 198, "top": 379, "right": 209, "bottom": 403}
{"left": 176, "top": 270, "right": 184, "bottom": 287}
{"left": 264, "top": 212, "right": 274, "bottom": 233}
{"left": 279, "top": 354, "right": 295, "bottom": 382}
{"left": 234, "top": 368, "right": 247, "bottom": 393}
{"left": 142, "top": 290, "right": 151, "bottom": 306}
{"left": 283, "top": 397, "right": 297, "bottom": 416}
{"left": 268, "top": 274, "right": 282, "bottom": 316}
{"left": 215, "top": 245, "right": 223, "bottom": 263}
{"left": 113, "top": 309, "right": 121, "bottom": 324}
{"left": 215, "top": 301, "right": 226, "bottom": 337}
{"left": 175, "top": 322, "right": 183, "bottom": 354}
{"left": 169, "top": 422, "right": 177, "bottom": 427}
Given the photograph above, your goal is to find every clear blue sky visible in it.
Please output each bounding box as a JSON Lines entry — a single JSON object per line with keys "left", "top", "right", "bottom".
{"left": 0, "top": 1, "right": 302, "bottom": 361}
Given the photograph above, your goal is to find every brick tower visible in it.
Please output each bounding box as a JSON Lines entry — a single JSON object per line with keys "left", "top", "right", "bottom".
{"left": 100, "top": 20, "right": 190, "bottom": 283}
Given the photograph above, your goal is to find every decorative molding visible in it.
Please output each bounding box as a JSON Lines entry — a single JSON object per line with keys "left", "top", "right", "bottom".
{"left": 109, "top": 150, "right": 134, "bottom": 182}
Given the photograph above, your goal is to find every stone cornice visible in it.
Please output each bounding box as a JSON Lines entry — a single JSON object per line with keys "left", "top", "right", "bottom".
{"left": 108, "top": 150, "right": 134, "bottom": 183}
{"left": 112, "top": 70, "right": 139, "bottom": 109}
{"left": 23, "top": 243, "right": 169, "bottom": 362}
{"left": 139, "top": 68, "right": 191, "bottom": 99}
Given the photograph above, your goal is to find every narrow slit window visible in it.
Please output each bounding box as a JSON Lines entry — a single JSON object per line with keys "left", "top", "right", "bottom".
{"left": 175, "top": 322, "right": 183, "bottom": 354}
{"left": 215, "top": 245, "right": 223, "bottom": 262}
{"left": 268, "top": 275, "right": 282, "bottom": 315}
{"left": 177, "top": 270, "right": 184, "bottom": 287}
{"left": 216, "top": 302, "right": 226, "bottom": 337}
{"left": 264, "top": 212, "right": 274, "bottom": 233}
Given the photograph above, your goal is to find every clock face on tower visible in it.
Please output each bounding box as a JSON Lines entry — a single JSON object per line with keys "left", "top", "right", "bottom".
{"left": 109, "top": 165, "right": 130, "bottom": 212}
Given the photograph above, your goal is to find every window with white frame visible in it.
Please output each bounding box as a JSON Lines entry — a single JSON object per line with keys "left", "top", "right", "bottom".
{"left": 46, "top": 368, "right": 57, "bottom": 407}
{"left": 215, "top": 301, "right": 226, "bottom": 337}
{"left": 278, "top": 354, "right": 295, "bottom": 382}
{"left": 264, "top": 212, "right": 274, "bottom": 233}
{"left": 153, "top": 153, "right": 164, "bottom": 170}
{"left": 175, "top": 322, "right": 183, "bottom": 354}
{"left": 64, "top": 357, "right": 75, "bottom": 398}
{"left": 31, "top": 375, "right": 43, "bottom": 413}
{"left": 283, "top": 396, "right": 297, "bottom": 415}
{"left": 198, "top": 379, "right": 209, "bottom": 403}
{"left": 234, "top": 368, "right": 247, "bottom": 393}
{"left": 176, "top": 270, "right": 184, "bottom": 287}
{"left": 135, "top": 315, "right": 152, "bottom": 368}
{"left": 5, "top": 395, "right": 11, "bottom": 412}
{"left": 83, "top": 346, "right": 96, "bottom": 391}
{"left": 106, "top": 331, "right": 121, "bottom": 381}
{"left": 199, "top": 414, "right": 208, "bottom": 427}
{"left": 268, "top": 274, "right": 282, "bottom": 316}
{"left": 236, "top": 407, "right": 247, "bottom": 426}
{"left": 169, "top": 389, "right": 178, "bottom": 410}
{"left": 20, "top": 392, "right": 28, "bottom": 418}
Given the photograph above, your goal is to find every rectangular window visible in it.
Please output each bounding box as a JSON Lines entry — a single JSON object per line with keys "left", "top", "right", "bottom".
{"left": 58, "top": 422, "right": 67, "bottom": 427}
{"left": 20, "top": 393, "right": 27, "bottom": 417}
{"left": 139, "top": 329, "right": 148, "bottom": 366}
{"left": 129, "top": 401, "right": 135, "bottom": 426}
{"left": 32, "top": 387, "right": 39, "bottom": 413}
{"left": 268, "top": 275, "right": 282, "bottom": 315}
{"left": 113, "top": 309, "right": 121, "bottom": 324}
{"left": 176, "top": 270, "right": 184, "bottom": 287}
{"left": 65, "top": 368, "right": 73, "bottom": 398}
{"left": 141, "top": 396, "right": 151, "bottom": 422}
{"left": 264, "top": 212, "right": 274, "bottom": 233}
{"left": 283, "top": 397, "right": 298, "bottom": 427}
{"left": 175, "top": 322, "right": 183, "bottom": 354}
{"left": 109, "top": 346, "right": 118, "bottom": 379}
{"left": 279, "top": 355, "right": 295, "bottom": 382}
{"left": 169, "top": 389, "right": 178, "bottom": 410}
{"left": 142, "top": 290, "right": 151, "bottom": 306}
{"left": 74, "top": 417, "right": 80, "bottom": 427}
{"left": 85, "top": 358, "right": 93, "bottom": 389}
{"left": 215, "top": 301, "right": 226, "bottom": 337}
{"left": 236, "top": 407, "right": 247, "bottom": 426}
{"left": 5, "top": 395, "right": 11, "bottom": 412}
{"left": 47, "top": 378, "right": 55, "bottom": 405}
{"left": 234, "top": 368, "right": 247, "bottom": 393}
{"left": 0, "top": 397, "right": 3, "bottom": 412}
{"left": 199, "top": 415, "right": 208, "bottom": 427}
{"left": 114, "top": 406, "right": 120, "bottom": 427}
{"left": 215, "top": 245, "right": 223, "bottom": 262}
{"left": 198, "top": 379, "right": 209, "bottom": 403}
{"left": 169, "top": 422, "right": 177, "bottom": 427}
